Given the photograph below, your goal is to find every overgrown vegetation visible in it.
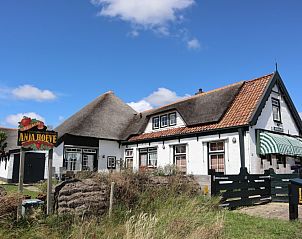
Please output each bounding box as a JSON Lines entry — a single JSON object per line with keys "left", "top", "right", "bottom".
{"left": 0, "top": 172, "right": 301, "bottom": 239}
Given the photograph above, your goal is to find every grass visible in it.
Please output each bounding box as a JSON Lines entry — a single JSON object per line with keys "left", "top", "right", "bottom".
{"left": 0, "top": 194, "right": 301, "bottom": 238}
{"left": 0, "top": 172, "right": 301, "bottom": 239}
{"left": 224, "top": 211, "right": 302, "bottom": 239}
{"left": 1, "top": 184, "right": 39, "bottom": 198}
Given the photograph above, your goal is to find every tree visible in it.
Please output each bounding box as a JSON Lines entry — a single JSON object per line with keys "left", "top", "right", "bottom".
{"left": 0, "top": 131, "right": 7, "bottom": 156}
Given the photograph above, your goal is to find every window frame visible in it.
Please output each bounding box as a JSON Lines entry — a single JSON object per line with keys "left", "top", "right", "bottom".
{"left": 208, "top": 141, "right": 225, "bottom": 174}
{"left": 173, "top": 144, "right": 187, "bottom": 173}
{"left": 160, "top": 114, "right": 168, "bottom": 128}
{"left": 272, "top": 98, "right": 282, "bottom": 123}
{"left": 169, "top": 112, "right": 177, "bottom": 126}
{"left": 152, "top": 116, "right": 159, "bottom": 130}
{"left": 139, "top": 147, "right": 158, "bottom": 168}
{"left": 107, "top": 156, "right": 116, "bottom": 169}
{"left": 125, "top": 149, "right": 134, "bottom": 169}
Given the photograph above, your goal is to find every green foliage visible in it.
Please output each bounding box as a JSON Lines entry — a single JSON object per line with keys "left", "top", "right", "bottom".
{"left": 0, "top": 172, "right": 301, "bottom": 239}
{"left": 36, "top": 179, "right": 58, "bottom": 195}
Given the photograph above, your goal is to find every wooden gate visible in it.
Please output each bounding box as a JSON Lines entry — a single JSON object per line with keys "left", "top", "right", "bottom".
{"left": 210, "top": 167, "right": 301, "bottom": 208}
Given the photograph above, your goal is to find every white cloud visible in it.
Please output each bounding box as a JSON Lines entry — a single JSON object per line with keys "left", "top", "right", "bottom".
{"left": 187, "top": 38, "right": 200, "bottom": 49}
{"left": 129, "top": 29, "right": 139, "bottom": 37}
{"left": 92, "top": 0, "right": 194, "bottom": 28}
{"left": 128, "top": 88, "right": 189, "bottom": 112}
{"left": 5, "top": 112, "right": 45, "bottom": 127}
{"left": 128, "top": 100, "right": 153, "bottom": 112}
{"left": 12, "top": 85, "right": 56, "bottom": 101}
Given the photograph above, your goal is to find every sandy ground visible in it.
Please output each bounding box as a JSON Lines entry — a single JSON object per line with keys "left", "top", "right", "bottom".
{"left": 238, "top": 202, "right": 302, "bottom": 221}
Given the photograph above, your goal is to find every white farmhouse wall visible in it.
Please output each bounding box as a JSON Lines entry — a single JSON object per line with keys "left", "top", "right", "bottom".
{"left": 0, "top": 156, "right": 10, "bottom": 180}
{"left": 144, "top": 111, "right": 186, "bottom": 133}
{"left": 249, "top": 83, "right": 300, "bottom": 174}
{"left": 98, "top": 140, "right": 123, "bottom": 172}
{"left": 126, "top": 131, "right": 242, "bottom": 175}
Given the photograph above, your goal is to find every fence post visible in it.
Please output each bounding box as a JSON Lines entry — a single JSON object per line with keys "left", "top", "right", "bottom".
{"left": 264, "top": 168, "right": 273, "bottom": 202}
{"left": 209, "top": 169, "right": 216, "bottom": 196}
{"left": 109, "top": 182, "right": 115, "bottom": 218}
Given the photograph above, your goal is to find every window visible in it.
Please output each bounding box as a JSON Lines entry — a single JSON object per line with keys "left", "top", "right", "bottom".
{"left": 107, "top": 156, "right": 116, "bottom": 169}
{"left": 173, "top": 145, "right": 187, "bottom": 173}
{"left": 169, "top": 113, "right": 177, "bottom": 126}
{"left": 125, "top": 149, "right": 133, "bottom": 169}
{"left": 272, "top": 98, "right": 281, "bottom": 122}
{"left": 160, "top": 114, "right": 168, "bottom": 128}
{"left": 139, "top": 147, "right": 157, "bottom": 168}
{"left": 65, "top": 148, "right": 82, "bottom": 171}
{"left": 152, "top": 116, "right": 159, "bottom": 129}
{"left": 276, "top": 155, "right": 286, "bottom": 168}
{"left": 82, "top": 155, "right": 89, "bottom": 170}
{"left": 65, "top": 153, "right": 80, "bottom": 171}
{"left": 208, "top": 141, "right": 225, "bottom": 173}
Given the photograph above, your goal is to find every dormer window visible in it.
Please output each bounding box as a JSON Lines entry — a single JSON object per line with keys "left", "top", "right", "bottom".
{"left": 272, "top": 98, "right": 281, "bottom": 122}
{"left": 169, "top": 113, "right": 177, "bottom": 126}
{"left": 160, "top": 114, "right": 168, "bottom": 128}
{"left": 152, "top": 116, "right": 159, "bottom": 129}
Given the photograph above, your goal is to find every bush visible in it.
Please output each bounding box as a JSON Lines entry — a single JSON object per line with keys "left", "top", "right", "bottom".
{"left": 0, "top": 193, "right": 22, "bottom": 225}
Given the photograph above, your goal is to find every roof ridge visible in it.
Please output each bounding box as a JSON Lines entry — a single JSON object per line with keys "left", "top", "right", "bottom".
{"left": 245, "top": 72, "right": 274, "bottom": 83}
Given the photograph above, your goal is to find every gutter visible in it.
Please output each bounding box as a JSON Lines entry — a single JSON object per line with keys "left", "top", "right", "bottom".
{"left": 122, "top": 125, "right": 249, "bottom": 145}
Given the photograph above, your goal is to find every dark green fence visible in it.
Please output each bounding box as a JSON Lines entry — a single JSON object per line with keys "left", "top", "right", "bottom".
{"left": 211, "top": 167, "right": 301, "bottom": 208}
{"left": 268, "top": 168, "right": 299, "bottom": 202}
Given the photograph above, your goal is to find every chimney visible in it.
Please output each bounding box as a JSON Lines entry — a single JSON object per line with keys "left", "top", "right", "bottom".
{"left": 195, "top": 88, "right": 204, "bottom": 95}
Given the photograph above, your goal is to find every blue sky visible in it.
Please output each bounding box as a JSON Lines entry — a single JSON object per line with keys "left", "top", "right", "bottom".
{"left": 0, "top": 0, "right": 301, "bottom": 128}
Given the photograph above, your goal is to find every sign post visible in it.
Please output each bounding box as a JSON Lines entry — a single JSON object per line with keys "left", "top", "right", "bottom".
{"left": 17, "top": 147, "right": 25, "bottom": 219}
{"left": 17, "top": 116, "right": 58, "bottom": 217}
{"left": 47, "top": 149, "right": 53, "bottom": 215}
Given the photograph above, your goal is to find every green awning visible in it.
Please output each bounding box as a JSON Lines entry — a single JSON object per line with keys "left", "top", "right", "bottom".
{"left": 259, "top": 131, "right": 302, "bottom": 156}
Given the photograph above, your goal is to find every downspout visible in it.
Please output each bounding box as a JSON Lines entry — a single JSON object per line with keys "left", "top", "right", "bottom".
{"left": 238, "top": 128, "right": 246, "bottom": 169}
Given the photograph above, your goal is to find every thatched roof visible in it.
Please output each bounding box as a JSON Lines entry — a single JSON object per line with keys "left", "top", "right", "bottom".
{"left": 55, "top": 91, "right": 137, "bottom": 140}
{"left": 0, "top": 127, "right": 19, "bottom": 152}
{"left": 121, "top": 81, "right": 244, "bottom": 139}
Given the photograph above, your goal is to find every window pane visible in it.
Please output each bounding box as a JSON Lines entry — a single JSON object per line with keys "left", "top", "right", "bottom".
{"left": 160, "top": 115, "right": 168, "bottom": 127}
{"left": 210, "top": 143, "right": 217, "bottom": 151}
{"left": 139, "top": 154, "right": 148, "bottom": 167}
{"left": 210, "top": 141, "right": 224, "bottom": 152}
{"left": 125, "top": 149, "right": 133, "bottom": 157}
{"left": 126, "top": 158, "right": 133, "bottom": 169}
{"left": 210, "top": 154, "right": 224, "bottom": 173}
{"left": 175, "top": 145, "right": 186, "bottom": 154}
{"left": 153, "top": 117, "right": 159, "bottom": 129}
{"left": 169, "top": 113, "right": 176, "bottom": 125}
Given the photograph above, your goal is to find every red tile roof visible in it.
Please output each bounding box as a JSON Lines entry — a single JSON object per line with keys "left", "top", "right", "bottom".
{"left": 128, "top": 73, "right": 273, "bottom": 142}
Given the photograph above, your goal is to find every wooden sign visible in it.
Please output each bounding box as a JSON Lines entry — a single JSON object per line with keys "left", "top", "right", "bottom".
{"left": 17, "top": 116, "right": 57, "bottom": 150}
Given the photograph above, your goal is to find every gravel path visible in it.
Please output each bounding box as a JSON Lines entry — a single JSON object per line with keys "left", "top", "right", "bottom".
{"left": 239, "top": 202, "right": 302, "bottom": 221}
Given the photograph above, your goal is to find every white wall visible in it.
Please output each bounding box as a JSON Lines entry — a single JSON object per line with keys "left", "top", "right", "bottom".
{"left": 0, "top": 156, "right": 10, "bottom": 180}
{"left": 98, "top": 140, "right": 123, "bottom": 172}
{"left": 125, "top": 131, "right": 242, "bottom": 175}
{"left": 144, "top": 111, "right": 186, "bottom": 133}
{"left": 249, "top": 83, "right": 301, "bottom": 174}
